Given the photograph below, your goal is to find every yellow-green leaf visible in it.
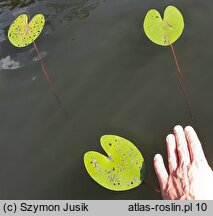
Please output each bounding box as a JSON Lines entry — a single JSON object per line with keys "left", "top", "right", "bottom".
{"left": 8, "top": 13, "right": 45, "bottom": 48}
{"left": 84, "top": 135, "right": 145, "bottom": 191}
{"left": 143, "top": 5, "right": 184, "bottom": 46}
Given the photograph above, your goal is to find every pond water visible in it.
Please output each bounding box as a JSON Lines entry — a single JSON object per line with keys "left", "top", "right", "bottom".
{"left": 0, "top": 0, "right": 213, "bottom": 199}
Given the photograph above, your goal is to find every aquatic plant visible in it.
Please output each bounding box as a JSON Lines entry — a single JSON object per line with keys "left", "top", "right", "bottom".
{"left": 144, "top": 6, "right": 194, "bottom": 122}
{"left": 8, "top": 13, "right": 69, "bottom": 117}
{"left": 84, "top": 135, "right": 145, "bottom": 191}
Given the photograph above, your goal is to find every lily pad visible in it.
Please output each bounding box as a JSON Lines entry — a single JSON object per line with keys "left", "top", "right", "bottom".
{"left": 8, "top": 13, "right": 45, "bottom": 47}
{"left": 84, "top": 135, "right": 145, "bottom": 191}
{"left": 143, "top": 5, "right": 184, "bottom": 46}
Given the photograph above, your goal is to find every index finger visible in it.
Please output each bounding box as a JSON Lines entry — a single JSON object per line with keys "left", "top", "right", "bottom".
{"left": 184, "top": 126, "right": 207, "bottom": 164}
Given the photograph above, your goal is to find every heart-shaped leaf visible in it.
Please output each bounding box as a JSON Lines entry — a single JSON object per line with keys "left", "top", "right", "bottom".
{"left": 84, "top": 135, "right": 145, "bottom": 191}
{"left": 143, "top": 5, "right": 184, "bottom": 46}
{"left": 8, "top": 13, "right": 45, "bottom": 47}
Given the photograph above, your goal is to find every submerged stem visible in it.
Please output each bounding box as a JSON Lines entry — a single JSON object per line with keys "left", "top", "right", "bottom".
{"left": 170, "top": 44, "right": 194, "bottom": 123}
{"left": 33, "top": 42, "right": 70, "bottom": 119}
{"left": 142, "top": 180, "right": 160, "bottom": 193}
{"left": 170, "top": 44, "right": 205, "bottom": 146}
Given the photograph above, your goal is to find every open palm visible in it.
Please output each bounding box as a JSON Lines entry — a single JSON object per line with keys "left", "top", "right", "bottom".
{"left": 154, "top": 125, "right": 213, "bottom": 200}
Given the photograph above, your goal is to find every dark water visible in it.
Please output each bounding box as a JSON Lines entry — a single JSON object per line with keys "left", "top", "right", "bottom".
{"left": 0, "top": 0, "right": 213, "bottom": 199}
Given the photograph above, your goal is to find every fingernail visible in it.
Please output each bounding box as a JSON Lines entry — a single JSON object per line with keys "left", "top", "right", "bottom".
{"left": 166, "top": 134, "right": 172, "bottom": 142}
{"left": 174, "top": 125, "right": 182, "bottom": 132}
{"left": 154, "top": 154, "right": 161, "bottom": 161}
{"left": 185, "top": 126, "right": 192, "bottom": 133}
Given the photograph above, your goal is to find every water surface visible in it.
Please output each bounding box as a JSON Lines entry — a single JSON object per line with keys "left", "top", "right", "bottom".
{"left": 0, "top": 0, "right": 213, "bottom": 199}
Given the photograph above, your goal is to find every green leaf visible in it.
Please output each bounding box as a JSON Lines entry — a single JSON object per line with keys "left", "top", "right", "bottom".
{"left": 84, "top": 135, "right": 145, "bottom": 191}
{"left": 143, "top": 5, "right": 184, "bottom": 46}
{"left": 8, "top": 13, "right": 45, "bottom": 48}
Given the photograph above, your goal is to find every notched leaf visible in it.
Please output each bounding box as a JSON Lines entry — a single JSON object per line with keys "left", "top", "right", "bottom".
{"left": 143, "top": 5, "right": 184, "bottom": 46}
{"left": 84, "top": 135, "right": 145, "bottom": 191}
{"left": 8, "top": 13, "right": 45, "bottom": 47}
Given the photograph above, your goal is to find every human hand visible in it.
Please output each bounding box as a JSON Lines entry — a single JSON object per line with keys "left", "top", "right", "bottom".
{"left": 154, "top": 125, "right": 213, "bottom": 200}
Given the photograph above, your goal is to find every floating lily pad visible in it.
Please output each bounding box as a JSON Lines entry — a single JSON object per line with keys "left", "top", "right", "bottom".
{"left": 84, "top": 135, "right": 145, "bottom": 191}
{"left": 8, "top": 13, "right": 45, "bottom": 47}
{"left": 143, "top": 5, "right": 184, "bottom": 46}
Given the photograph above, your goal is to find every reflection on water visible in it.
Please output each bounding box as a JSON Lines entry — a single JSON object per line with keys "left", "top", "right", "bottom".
{"left": 0, "top": 0, "right": 213, "bottom": 200}
{"left": 0, "top": 55, "right": 22, "bottom": 70}
{"left": 47, "top": 0, "right": 99, "bottom": 23}
{"left": 0, "top": 48, "right": 46, "bottom": 70}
